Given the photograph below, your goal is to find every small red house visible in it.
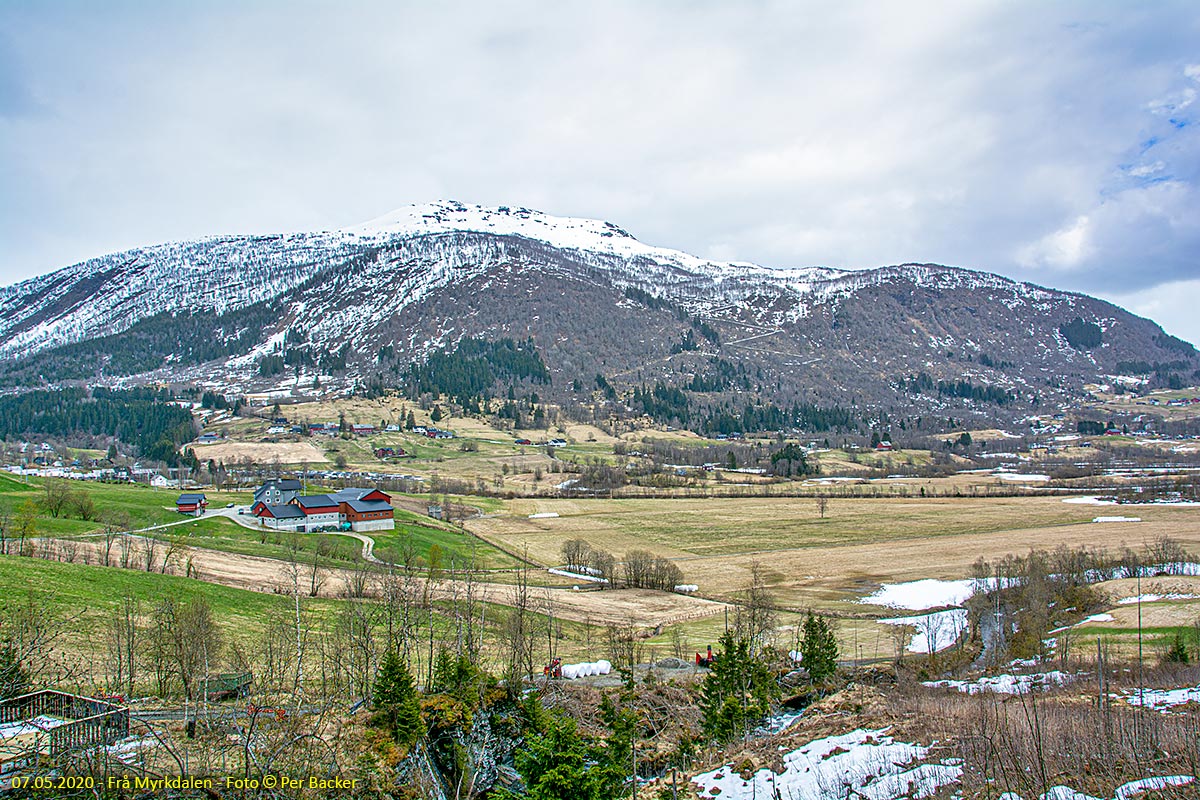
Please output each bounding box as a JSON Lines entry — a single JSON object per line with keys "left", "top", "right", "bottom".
{"left": 176, "top": 493, "right": 208, "bottom": 516}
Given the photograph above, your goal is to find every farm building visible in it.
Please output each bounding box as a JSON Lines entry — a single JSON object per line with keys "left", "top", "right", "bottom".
{"left": 331, "top": 488, "right": 395, "bottom": 531}
{"left": 253, "top": 479, "right": 302, "bottom": 506}
{"left": 251, "top": 487, "right": 395, "bottom": 533}
{"left": 340, "top": 499, "right": 395, "bottom": 532}
{"left": 175, "top": 493, "right": 207, "bottom": 515}
{"left": 292, "top": 495, "right": 341, "bottom": 528}
{"left": 251, "top": 502, "right": 305, "bottom": 531}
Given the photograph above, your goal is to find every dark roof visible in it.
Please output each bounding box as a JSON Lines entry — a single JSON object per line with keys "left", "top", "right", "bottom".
{"left": 295, "top": 494, "right": 338, "bottom": 511}
{"left": 257, "top": 479, "right": 301, "bottom": 494}
{"left": 259, "top": 503, "right": 304, "bottom": 519}
{"left": 345, "top": 499, "right": 393, "bottom": 514}
{"left": 177, "top": 493, "right": 206, "bottom": 504}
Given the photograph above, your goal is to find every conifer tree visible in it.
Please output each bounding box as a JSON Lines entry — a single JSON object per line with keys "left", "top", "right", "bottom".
{"left": 502, "top": 711, "right": 624, "bottom": 800}
{"left": 372, "top": 650, "right": 423, "bottom": 745}
{"left": 800, "top": 612, "right": 839, "bottom": 684}
{"left": 699, "top": 631, "right": 777, "bottom": 743}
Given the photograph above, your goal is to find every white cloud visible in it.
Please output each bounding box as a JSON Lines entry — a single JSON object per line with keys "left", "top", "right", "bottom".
{"left": 1102, "top": 279, "right": 1200, "bottom": 347}
{"left": 1016, "top": 215, "right": 1093, "bottom": 270}
{"left": 0, "top": 0, "right": 1196, "bottom": 340}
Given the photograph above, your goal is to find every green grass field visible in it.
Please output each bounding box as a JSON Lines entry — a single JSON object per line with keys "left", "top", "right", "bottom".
{"left": 0, "top": 552, "right": 343, "bottom": 653}
{"left": 0, "top": 475, "right": 253, "bottom": 536}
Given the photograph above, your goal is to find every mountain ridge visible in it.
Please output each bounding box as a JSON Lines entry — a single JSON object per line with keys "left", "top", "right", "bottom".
{"left": 1, "top": 201, "right": 1196, "bottom": 431}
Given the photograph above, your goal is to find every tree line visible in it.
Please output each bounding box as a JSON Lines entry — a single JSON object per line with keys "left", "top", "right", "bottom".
{"left": 0, "top": 387, "right": 196, "bottom": 465}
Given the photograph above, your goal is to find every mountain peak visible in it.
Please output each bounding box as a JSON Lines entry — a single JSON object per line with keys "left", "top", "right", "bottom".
{"left": 340, "top": 200, "right": 772, "bottom": 275}
{"left": 344, "top": 200, "right": 636, "bottom": 244}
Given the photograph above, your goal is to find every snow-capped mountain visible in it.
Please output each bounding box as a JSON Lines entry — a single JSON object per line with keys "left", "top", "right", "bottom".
{"left": 1, "top": 201, "right": 1195, "bottom": 423}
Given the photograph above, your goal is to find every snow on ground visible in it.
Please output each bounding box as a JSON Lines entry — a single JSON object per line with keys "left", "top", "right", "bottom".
{"left": 528, "top": 511, "right": 559, "bottom": 519}
{"left": 861, "top": 579, "right": 975, "bottom": 610}
{"left": 923, "top": 671, "right": 1073, "bottom": 695}
{"left": 880, "top": 609, "right": 968, "bottom": 653}
{"left": 1063, "top": 495, "right": 1200, "bottom": 507}
{"left": 1085, "top": 613, "right": 1115, "bottom": 622}
{"left": 754, "top": 708, "right": 806, "bottom": 736}
{"left": 1116, "top": 593, "right": 1199, "bottom": 605}
{"left": 1093, "top": 516, "right": 1141, "bottom": 523}
{"left": 691, "top": 728, "right": 962, "bottom": 800}
{"left": 106, "top": 736, "right": 155, "bottom": 764}
{"left": 998, "top": 775, "right": 1194, "bottom": 800}
{"left": 0, "top": 715, "right": 69, "bottom": 739}
{"left": 1121, "top": 684, "right": 1200, "bottom": 712}
{"left": 996, "top": 472, "right": 1051, "bottom": 482}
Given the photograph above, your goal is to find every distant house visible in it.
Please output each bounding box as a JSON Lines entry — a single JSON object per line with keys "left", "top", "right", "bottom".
{"left": 254, "top": 479, "right": 302, "bottom": 506}
{"left": 374, "top": 447, "right": 405, "bottom": 459}
{"left": 352, "top": 424, "right": 376, "bottom": 436}
{"left": 176, "top": 493, "right": 208, "bottom": 516}
{"left": 195, "top": 433, "right": 222, "bottom": 445}
{"left": 874, "top": 441, "right": 894, "bottom": 451}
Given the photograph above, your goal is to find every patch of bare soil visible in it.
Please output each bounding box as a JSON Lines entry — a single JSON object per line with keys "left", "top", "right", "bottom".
{"left": 187, "top": 441, "right": 329, "bottom": 464}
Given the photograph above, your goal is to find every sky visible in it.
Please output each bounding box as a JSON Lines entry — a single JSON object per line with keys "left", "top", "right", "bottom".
{"left": 2, "top": 1, "right": 1199, "bottom": 342}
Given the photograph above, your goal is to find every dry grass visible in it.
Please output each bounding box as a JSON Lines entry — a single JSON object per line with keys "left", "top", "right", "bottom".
{"left": 466, "top": 495, "right": 1200, "bottom": 612}
{"left": 189, "top": 440, "right": 329, "bottom": 464}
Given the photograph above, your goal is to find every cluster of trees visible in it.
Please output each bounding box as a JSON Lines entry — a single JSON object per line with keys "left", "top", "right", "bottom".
{"left": 631, "top": 382, "right": 691, "bottom": 424}
{"left": 968, "top": 537, "right": 1196, "bottom": 662}
{"left": 700, "top": 612, "right": 840, "bottom": 744}
{"left": 39, "top": 479, "right": 99, "bottom": 522}
{"left": 1058, "top": 317, "right": 1103, "bottom": 349}
{"left": 1, "top": 302, "right": 286, "bottom": 386}
{"left": 899, "top": 372, "right": 1015, "bottom": 405}
{"left": 769, "top": 443, "right": 817, "bottom": 477}
{"left": 403, "top": 337, "right": 551, "bottom": 402}
{"left": 685, "top": 358, "right": 751, "bottom": 393}
{"left": 258, "top": 331, "right": 348, "bottom": 377}
{"left": 560, "top": 539, "right": 683, "bottom": 590}
{"left": 1153, "top": 331, "right": 1196, "bottom": 356}
{"left": 0, "top": 387, "right": 196, "bottom": 466}
{"left": 701, "top": 401, "right": 858, "bottom": 436}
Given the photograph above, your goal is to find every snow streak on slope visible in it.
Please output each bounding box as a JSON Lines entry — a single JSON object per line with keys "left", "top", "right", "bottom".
{"left": 0, "top": 232, "right": 364, "bottom": 359}
{"left": 0, "top": 199, "right": 1115, "bottom": 365}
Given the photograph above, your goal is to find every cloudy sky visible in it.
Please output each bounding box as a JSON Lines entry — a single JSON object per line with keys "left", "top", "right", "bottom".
{"left": 2, "top": 2, "right": 1199, "bottom": 342}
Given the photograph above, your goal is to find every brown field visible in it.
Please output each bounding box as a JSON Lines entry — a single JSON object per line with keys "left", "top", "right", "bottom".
{"left": 466, "top": 495, "right": 1200, "bottom": 612}
{"left": 189, "top": 440, "right": 329, "bottom": 464}
{"left": 47, "top": 536, "right": 727, "bottom": 630}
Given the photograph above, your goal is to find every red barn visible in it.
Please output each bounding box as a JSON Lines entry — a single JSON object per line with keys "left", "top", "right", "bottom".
{"left": 176, "top": 493, "right": 208, "bottom": 516}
